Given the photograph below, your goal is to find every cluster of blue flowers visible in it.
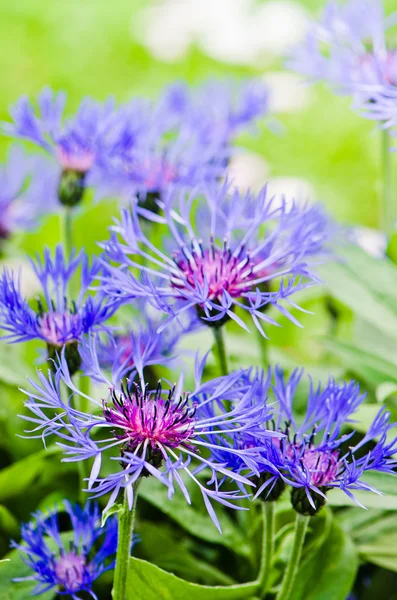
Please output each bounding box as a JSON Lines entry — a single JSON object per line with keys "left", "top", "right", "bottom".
{"left": 0, "top": 23, "right": 396, "bottom": 597}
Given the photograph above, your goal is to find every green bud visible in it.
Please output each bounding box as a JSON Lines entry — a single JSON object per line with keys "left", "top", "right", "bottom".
{"left": 58, "top": 169, "right": 86, "bottom": 207}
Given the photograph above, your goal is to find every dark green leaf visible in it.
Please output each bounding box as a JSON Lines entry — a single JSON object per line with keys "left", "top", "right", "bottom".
{"left": 0, "top": 447, "right": 64, "bottom": 503}
{"left": 0, "top": 506, "right": 19, "bottom": 538}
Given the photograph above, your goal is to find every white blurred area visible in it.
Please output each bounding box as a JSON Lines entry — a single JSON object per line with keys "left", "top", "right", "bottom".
{"left": 135, "top": 0, "right": 317, "bottom": 216}
{"left": 352, "top": 227, "right": 387, "bottom": 258}
{"left": 1, "top": 258, "right": 42, "bottom": 297}
{"left": 134, "top": 0, "right": 309, "bottom": 65}
{"left": 228, "top": 151, "right": 314, "bottom": 213}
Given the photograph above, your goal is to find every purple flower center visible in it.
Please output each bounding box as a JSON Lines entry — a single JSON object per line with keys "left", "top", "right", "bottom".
{"left": 299, "top": 448, "right": 340, "bottom": 486}
{"left": 39, "top": 311, "right": 79, "bottom": 346}
{"left": 103, "top": 383, "right": 196, "bottom": 452}
{"left": 54, "top": 552, "right": 86, "bottom": 592}
{"left": 171, "top": 243, "right": 265, "bottom": 302}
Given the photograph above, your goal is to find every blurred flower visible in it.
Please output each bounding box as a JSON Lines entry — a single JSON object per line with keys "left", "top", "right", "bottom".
{"left": 12, "top": 501, "right": 118, "bottom": 599}
{"left": 92, "top": 80, "right": 269, "bottom": 209}
{"left": 2, "top": 87, "right": 117, "bottom": 206}
{"left": 0, "top": 246, "right": 117, "bottom": 374}
{"left": 21, "top": 353, "right": 277, "bottom": 531}
{"left": 101, "top": 181, "right": 334, "bottom": 336}
{"left": 289, "top": 0, "right": 397, "bottom": 126}
{"left": 250, "top": 368, "right": 397, "bottom": 515}
{"left": 181, "top": 79, "right": 269, "bottom": 145}
{"left": 0, "top": 146, "right": 58, "bottom": 239}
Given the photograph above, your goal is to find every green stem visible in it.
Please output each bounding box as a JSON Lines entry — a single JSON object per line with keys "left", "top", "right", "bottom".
{"left": 258, "top": 502, "right": 275, "bottom": 598}
{"left": 381, "top": 129, "right": 394, "bottom": 235}
{"left": 112, "top": 483, "right": 140, "bottom": 600}
{"left": 275, "top": 513, "right": 309, "bottom": 600}
{"left": 212, "top": 327, "right": 228, "bottom": 376}
{"left": 77, "top": 373, "right": 91, "bottom": 504}
{"left": 62, "top": 207, "right": 74, "bottom": 258}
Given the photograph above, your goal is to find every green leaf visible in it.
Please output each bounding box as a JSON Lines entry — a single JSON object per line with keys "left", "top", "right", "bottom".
{"left": 0, "top": 447, "right": 63, "bottom": 503}
{"left": 321, "top": 337, "right": 397, "bottom": 385}
{"left": 357, "top": 528, "right": 397, "bottom": 572}
{"left": 289, "top": 522, "right": 358, "bottom": 600}
{"left": 127, "top": 558, "right": 258, "bottom": 600}
{"left": 0, "top": 548, "right": 55, "bottom": 600}
{"left": 102, "top": 502, "right": 123, "bottom": 527}
{"left": 139, "top": 477, "right": 251, "bottom": 557}
{"left": 137, "top": 520, "right": 235, "bottom": 586}
{"left": 0, "top": 345, "right": 35, "bottom": 388}
{"left": 321, "top": 245, "right": 397, "bottom": 339}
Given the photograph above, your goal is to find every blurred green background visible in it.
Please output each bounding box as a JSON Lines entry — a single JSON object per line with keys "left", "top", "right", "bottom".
{"left": 1, "top": 0, "right": 397, "bottom": 234}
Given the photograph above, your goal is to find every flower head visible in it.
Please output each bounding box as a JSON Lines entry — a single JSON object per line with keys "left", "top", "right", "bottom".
{"left": 0, "top": 246, "right": 117, "bottom": 373}
{"left": 12, "top": 501, "right": 118, "bottom": 599}
{"left": 248, "top": 367, "right": 397, "bottom": 515}
{"left": 2, "top": 88, "right": 117, "bottom": 206}
{"left": 289, "top": 0, "right": 397, "bottom": 126}
{"left": 21, "top": 352, "right": 276, "bottom": 531}
{"left": 0, "top": 146, "right": 58, "bottom": 238}
{"left": 92, "top": 79, "right": 269, "bottom": 207}
{"left": 101, "top": 182, "right": 334, "bottom": 336}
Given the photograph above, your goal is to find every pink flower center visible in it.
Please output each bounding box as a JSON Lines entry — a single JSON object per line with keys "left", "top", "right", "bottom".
{"left": 144, "top": 160, "right": 177, "bottom": 189}
{"left": 39, "top": 312, "right": 79, "bottom": 346}
{"left": 171, "top": 245, "right": 263, "bottom": 302}
{"left": 358, "top": 50, "right": 397, "bottom": 86}
{"left": 56, "top": 146, "right": 95, "bottom": 173}
{"left": 55, "top": 552, "right": 86, "bottom": 592}
{"left": 299, "top": 448, "right": 340, "bottom": 486}
{"left": 103, "top": 385, "right": 196, "bottom": 451}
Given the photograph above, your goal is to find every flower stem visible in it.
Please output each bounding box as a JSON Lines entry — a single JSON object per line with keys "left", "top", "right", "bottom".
{"left": 62, "top": 206, "right": 74, "bottom": 258}
{"left": 381, "top": 129, "right": 394, "bottom": 235}
{"left": 258, "top": 501, "right": 275, "bottom": 598}
{"left": 213, "top": 327, "right": 228, "bottom": 375}
{"left": 275, "top": 513, "right": 309, "bottom": 600}
{"left": 112, "top": 483, "right": 140, "bottom": 600}
{"left": 77, "top": 373, "right": 91, "bottom": 504}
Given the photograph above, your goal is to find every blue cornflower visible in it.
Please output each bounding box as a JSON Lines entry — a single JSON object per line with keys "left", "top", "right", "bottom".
{"left": 2, "top": 87, "right": 117, "bottom": 206}
{"left": 0, "top": 146, "right": 58, "bottom": 238}
{"left": 12, "top": 501, "right": 118, "bottom": 599}
{"left": 251, "top": 367, "right": 397, "bottom": 515}
{"left": 92, "top": 79, "right": 269, "bottom": 208}
{"left": 20, "top": 352, "right": 277, "bottom": 532}
{"left": 101, "top": 181, "right": 334, "bottom": 336}
{"left": 289, "top": 0, "right": 397, "bottom": 126}
{"left": 0, "top": 246, "right": 117, "bottom": 374}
